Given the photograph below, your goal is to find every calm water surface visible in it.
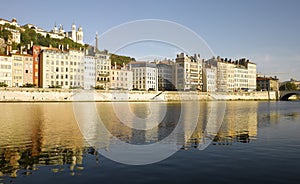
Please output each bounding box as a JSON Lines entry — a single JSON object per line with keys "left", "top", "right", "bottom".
{"left": 0, "top": 101, "right": 300, "bottom": 184}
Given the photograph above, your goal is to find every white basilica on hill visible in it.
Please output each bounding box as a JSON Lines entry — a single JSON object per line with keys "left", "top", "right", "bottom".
{"left": 52, "top": 23, "right": 84, "bottom": 45}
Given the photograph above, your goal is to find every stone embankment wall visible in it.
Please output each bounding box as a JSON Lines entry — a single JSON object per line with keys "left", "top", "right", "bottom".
{"left": 0, "top": 88, "right": 277, "bottom": 102}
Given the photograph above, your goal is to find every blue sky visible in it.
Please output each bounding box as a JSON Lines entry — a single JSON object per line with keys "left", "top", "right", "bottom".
{"left": 1, "top": 0, "right": 300, "bottom": 81}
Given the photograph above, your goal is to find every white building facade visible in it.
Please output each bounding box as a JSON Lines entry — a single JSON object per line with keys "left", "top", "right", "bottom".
{"left": 202, "top": 64, "right": 217, "bottom": 92}
{"left": 246, "top": 62, "right": 257, "bottom": 91}
{"left": 39, "top": 48, "right": 85, "bottom": 89}
{"left": 83, "top": 56, "right": 96, "bottom": 90}
{"left": 206, "top": 57, "right": 257, "bottom": 92}
{"left": 0, "top": 54, "right": 12, "bottom": 87}
{"left": 130, "top": 62, "right": 158, "bottom": 91}
{"left": 0, "top": 18, "right": 20, "bottom": 28}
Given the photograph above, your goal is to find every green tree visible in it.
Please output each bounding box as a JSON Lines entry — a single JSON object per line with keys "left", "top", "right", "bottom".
{"left": 0, "top": 82, "right": 8, "bottom": 87}
{"left": 11, "top": 42, "right": 19, "bottom": 50}
{"left": 0, "top": 29, "right": 12, "bottom": 42}
{"left": 279, "top": 82, "right": 297, "bottom": 91}
{"left": 256, "top": 86, "right": 262, "bottom": 91}
{"left": 4, "top": 23, "right": 17, "bottom": 30}
{"left": 110, "top": 54, "right": 135, "bottom": 66}
{"left": 21, "top": 28, "right": 37, "bottom": 45}
{"left": 21, "top": 83, "right": 35, "bottom": 88}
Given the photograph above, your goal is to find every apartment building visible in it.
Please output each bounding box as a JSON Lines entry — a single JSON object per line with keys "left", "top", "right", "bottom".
{"left": 83, "top": 55, "right": 96, "bottom": 90}
{"left": 30, "top": 45, "right": 41, "bottom": 86}
{"left": 110, "top": 63, "right": 133, "bottom": 90}
{"left": 130, "top": 61, "right": 158, "bottom": 90}
{"left": 95, "top": 50, "right": 111, "bottom": 89}
{"left": 205, "top": 57, "right": 256, "bottom": 92}
{"left": 156, "top": 60, "right": 175, "bottom": 91}
{"left": 202, "top": 63, "right": 217, "bottom": 92}
{"left": 22, "top": 54, "right": 34, "bottom": 85}
{"left": 0, "top": 18, "right": 20, "bottom": 44}
{"left": 257, "top": 76, "right": 279, "bottom": 91}
{"left": 0, "top": 54, "right": 12, "bottom": 87}
{"left": 39, "top": 48, "right": 84, "bottom": 88}
{"left": 11, "top": 53, "right": 33, "bottom": 87}
{"left": 175, "top": 53, "right": 203, "bottom": 91}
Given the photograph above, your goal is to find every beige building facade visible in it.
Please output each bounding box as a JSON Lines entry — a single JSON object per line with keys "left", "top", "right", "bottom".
{"left": 110, "top": 64, "right": 133, "bottom": 90}
{"left": 95, "top": 50, "right": 111, "bottom": 89}
{"left": 0, "top": 54, "right": 12, "bottom": 87}
{"left": 175, "top": 53, "right": 203, "bottom": 91}
{"left": 39, "top": 48, "right": 84, "bottom": 89}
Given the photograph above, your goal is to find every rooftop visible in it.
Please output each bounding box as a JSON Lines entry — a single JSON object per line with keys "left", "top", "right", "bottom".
{"left": 257, "top": 77, "right": 279, "bottom": 81}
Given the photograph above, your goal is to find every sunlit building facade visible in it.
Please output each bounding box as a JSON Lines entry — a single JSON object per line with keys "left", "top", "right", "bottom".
{"left": 130, "top": 61, "right": 158, "bottom": 90}
{"left": 110, "top": 64, "right": 133, "bottom": 90}
{"left": 83, "top": 55, "right": 96, "bottom": 90}
{"left": 202, "top": 63, "right": 217, "bottom": 92}
{"left": 22, "top": 54, "right": 34, "bottom": 85}
{"left": 175, "top": 53, "right": 203, "bottom": 91}
{"left": 11, "top": 53, "right": 33, "bottom": 87}
{"left": 95, "top": 50, "right": 111, "bottom": 90}
{"left": 39, "top": 48, "right": 84, "bottom": 88}
{"left": 0, "top": 54, "right": 12, "bottom": 87}
{"left": 205, "top": 57, "right": 257, "bottom": 92}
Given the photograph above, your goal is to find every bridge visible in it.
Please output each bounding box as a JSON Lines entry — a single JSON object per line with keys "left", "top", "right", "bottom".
{"left": 280, "top": 90, "right": 300, "bottom": 100}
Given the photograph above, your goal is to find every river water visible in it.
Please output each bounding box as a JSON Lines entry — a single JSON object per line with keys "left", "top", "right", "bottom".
{"left": 0, "top": 101, "right": 299, "bottom": 184}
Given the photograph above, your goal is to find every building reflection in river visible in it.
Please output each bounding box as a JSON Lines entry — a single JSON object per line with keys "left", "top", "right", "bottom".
{"left": 0, "top": 103, "right": 86, "bottom": 178}
{"left": 212, "top": 101, "right": 258, "bottom": 145}
{"left": 184, "top": 101, "right": 258, "bottom": 148}
{"left": 0, "top": 101, "right": 260, "bottom": 178}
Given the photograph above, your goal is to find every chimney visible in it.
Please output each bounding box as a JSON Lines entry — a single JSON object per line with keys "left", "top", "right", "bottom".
{"left": 61, "top": 44, "right": 64, "bottom": 51}
{"left": 114, "top": 62, "right": 117, "bottom": 69}
{"left": 49, "top": 44, "right": 52, "bottom": 48}
{"left": 5, "top": 46, "right": 10, "bottom": 55}
{"left": 66, "top": 44, "right": 69, "bottom": 50}
{"left": 30, "top": 41, "right": 33, "bottom": 47}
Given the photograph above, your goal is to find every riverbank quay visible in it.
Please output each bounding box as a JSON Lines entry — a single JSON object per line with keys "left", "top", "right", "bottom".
{"left": 0, "top": 88, "right": 277, "bottom": 102}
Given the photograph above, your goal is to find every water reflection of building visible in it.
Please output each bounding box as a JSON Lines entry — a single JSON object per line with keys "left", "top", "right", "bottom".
{"left": 97, "top": 102, "right": 176, "bottom": 146}
{"left": 0, "top": 103, "right": 87, "bottom": 178}
{"left": 184, "top": 101, "right": 258, "bottom": 149}
{"left": 212, "top": 101, "right": 258, "bottom": 144}
{"left": 95, "top": 103, "right": 132, "bottom": 144}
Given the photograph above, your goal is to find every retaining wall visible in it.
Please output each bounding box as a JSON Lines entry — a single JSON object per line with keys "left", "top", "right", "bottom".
{"left": 0, "top": 88, "right": 277, "bottom": 102}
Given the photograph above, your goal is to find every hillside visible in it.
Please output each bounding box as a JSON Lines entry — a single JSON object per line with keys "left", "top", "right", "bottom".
{"left": 1, "top": 24, "right": 134, "bottom": 65}
{"left": 110, "top": 54, "right": 135, "bottom": 66}
{"left": 0, "top": 23, "right": 86, "bottom": 53}
{"left": 20, "top": 26, "right": 86, "bottom": 50}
